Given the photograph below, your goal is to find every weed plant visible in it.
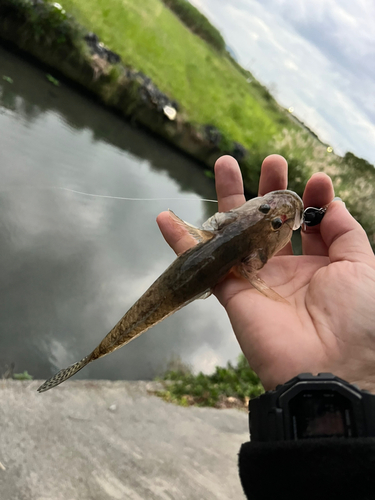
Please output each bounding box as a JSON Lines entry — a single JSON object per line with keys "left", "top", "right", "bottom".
{"left": 2, "top": 0, "right": 85, "bottom": 51}
{"left": 13, "top": 371, "right": 33, "bottom": 380}
{"left": 156, "top": 354, "right": 264, "bottom": 408}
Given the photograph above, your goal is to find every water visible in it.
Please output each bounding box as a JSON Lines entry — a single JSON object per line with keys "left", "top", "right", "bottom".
{"left": 0, "top": 45, "right": 241, "bottom": 381}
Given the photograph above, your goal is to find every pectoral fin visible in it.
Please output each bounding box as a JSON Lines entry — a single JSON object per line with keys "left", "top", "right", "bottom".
{"left": 239, "top": 264, "right": 289, "bottom": 304}
{"left": 169, "top": 210, "right": 215, "bottom": 243}
{"left": 201, "top": 211, "right": 239, "bottom": 231}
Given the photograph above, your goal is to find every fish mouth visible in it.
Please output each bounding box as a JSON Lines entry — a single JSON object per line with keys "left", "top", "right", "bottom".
{"left": 290, "top": 192, "right": 304, "bottom": 230}
{"left": 291, "top": 207, "right": 304, "bottom": 230}
{"left": 284, "top": 206, "right": 304, "bottom": 230}
{"left": 283, "top": 198, "right": 304, "bottom": 231}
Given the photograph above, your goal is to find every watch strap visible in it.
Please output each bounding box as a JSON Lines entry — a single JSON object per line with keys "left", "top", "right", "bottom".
{"left": 239, "top": 437, "right": 375, "bottom": 500}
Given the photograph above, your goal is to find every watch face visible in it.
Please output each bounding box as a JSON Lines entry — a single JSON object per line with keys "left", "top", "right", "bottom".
{"left": 289, "top": 390, "right": 356, "bottom": 439}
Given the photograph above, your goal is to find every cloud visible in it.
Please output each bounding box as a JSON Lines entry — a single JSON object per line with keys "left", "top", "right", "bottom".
{"left": 189, "top": 0, "right": 375, "bottom": 162}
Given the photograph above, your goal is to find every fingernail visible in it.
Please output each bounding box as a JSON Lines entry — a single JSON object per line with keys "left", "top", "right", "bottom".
{"left": 331, "top": 196, "right": 346, "bottom": 208}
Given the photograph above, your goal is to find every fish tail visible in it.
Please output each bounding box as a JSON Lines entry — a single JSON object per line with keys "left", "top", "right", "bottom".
{"left": 37, "top": 355, "right": 91, "bottom": 393}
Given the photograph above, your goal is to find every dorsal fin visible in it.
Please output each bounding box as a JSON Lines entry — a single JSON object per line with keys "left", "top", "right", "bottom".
{"left": 168, "top": 210, "right": 215, "bottom": 243}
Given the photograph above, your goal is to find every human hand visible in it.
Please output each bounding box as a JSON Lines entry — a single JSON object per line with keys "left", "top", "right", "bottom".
{"left": 157, "top": 155, "right": 375, "bottom": 392}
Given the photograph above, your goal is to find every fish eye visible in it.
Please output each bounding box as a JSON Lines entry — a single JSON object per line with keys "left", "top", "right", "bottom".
{"left": 271, "top": 217, "right": 283, "bottom": 230}
{"left": 259, "top": 204, "right": 271, "bottom": 214}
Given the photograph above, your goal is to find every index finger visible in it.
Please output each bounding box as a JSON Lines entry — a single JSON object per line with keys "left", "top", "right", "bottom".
{"left": 214, "top": 156, "right": 245, "bottom": 212}
{"left": 258, "top": 155, "right": 288, "bottom": 196}
{"left": 156, "top": 155, "right": 245, "bottom": 255}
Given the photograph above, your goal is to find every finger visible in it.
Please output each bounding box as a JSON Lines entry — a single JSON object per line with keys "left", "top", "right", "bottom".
{"left": 320, "top": 200, "right": 375, "bottom": 266}
{"left": 214, "top": 155, "right": 245, "bottom": 212}
{"left": 258, "top": 154, "right": 288, "bottom": 196}
{"left": 157, "top": 154, "right": 246, "bottom": 255}
{"left": 156, "top": 211, "right": 197, "bottom": 256}
{"left": 302, "top": 173, "right": 335, "bottom": 256}
{"left": 259, "top": 154, "right": 291, "bottom": 255}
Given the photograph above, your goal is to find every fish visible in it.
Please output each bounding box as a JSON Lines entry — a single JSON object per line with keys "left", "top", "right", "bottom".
{"left": 37, "top": 189, "right": 303, "bottom": 393}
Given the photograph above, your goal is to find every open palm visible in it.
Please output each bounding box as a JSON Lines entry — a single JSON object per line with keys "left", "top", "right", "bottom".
{"left": 157, "top": 155, "right": 375, "bottom": 392}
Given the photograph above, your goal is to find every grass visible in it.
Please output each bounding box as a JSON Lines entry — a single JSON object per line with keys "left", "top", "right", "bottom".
{"left": 46, "top": 0, "right": 294, "bottom": 163}
{"left": 13, "top": 371, "right": 33, "bottom": 380}
{"left": 155, "top": 354, "right": 264, "bottom": 409}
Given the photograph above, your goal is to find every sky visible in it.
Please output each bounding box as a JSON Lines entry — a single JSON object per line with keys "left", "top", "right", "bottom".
{"left": 189, "top": 0, "right": 375, "bottom": 165}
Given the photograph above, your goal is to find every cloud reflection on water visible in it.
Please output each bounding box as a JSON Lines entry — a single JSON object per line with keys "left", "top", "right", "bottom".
{"left": 0, "top": 47, "right": 239, "bottom": 381}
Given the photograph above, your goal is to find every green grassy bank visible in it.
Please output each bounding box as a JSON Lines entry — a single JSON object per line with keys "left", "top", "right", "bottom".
{"left": 1, "top": 0, "right": 374, "bottom": 244}
{"left": 40, "top": 0, "right": 375, "bottom": 243}
{"left": 52, "top": 0, "right": 290, "bottom": 167}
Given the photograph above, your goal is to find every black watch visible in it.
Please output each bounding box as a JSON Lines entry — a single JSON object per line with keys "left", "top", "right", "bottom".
{"left": 249, "top": 373, "right": 375, "bottom": 441}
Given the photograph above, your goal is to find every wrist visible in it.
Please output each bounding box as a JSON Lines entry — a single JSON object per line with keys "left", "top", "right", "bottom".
{"left": 350, "top": 378, "right": 375, "bottom": 395}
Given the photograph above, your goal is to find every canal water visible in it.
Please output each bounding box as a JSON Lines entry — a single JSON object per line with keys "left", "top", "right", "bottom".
{"left": 0, "top": 45, "right": 242, "bottom": 381}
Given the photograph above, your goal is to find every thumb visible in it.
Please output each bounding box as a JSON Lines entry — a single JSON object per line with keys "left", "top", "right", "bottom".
{"left": 320, "top": 200, "right": 374, "bottom": 266}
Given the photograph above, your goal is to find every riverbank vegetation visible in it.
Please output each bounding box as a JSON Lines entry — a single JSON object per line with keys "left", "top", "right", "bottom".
{"left": 155, "top": 354, "right": 263, "bottom": 409}
{"left": 49, "top": 0, "right": 289, "bottom": 169}
{"left": 1, "top": 0, "right": 374, "bottom": 245}
{"left": 43, "top": 0, "right": 375, "bottom": 244}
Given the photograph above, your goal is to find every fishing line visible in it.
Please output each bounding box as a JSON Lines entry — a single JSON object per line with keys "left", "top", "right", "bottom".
{"left": 56, "top": 187, "right": 218, "bottom": 203}
{"left": 0, "top": 185, "right": 218, "bottom": 203}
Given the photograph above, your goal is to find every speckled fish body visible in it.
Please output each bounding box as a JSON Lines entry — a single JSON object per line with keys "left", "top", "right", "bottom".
{"left": 38, "top": 190, "right": 303, "bottom": 392}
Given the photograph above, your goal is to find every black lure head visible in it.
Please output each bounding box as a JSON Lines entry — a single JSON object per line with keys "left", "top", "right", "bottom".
{"left": 303, "top": 207, "right": 327, "bottom": 227}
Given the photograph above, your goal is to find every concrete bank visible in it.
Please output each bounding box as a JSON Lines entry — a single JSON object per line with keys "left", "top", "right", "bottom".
{"left": 0, "top": 380, "right": 248, "bottom": 499}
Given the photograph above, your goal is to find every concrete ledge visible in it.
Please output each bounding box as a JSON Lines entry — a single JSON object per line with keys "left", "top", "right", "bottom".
{"left": 0, "top": 380, "right": 247, "bottom": 499}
